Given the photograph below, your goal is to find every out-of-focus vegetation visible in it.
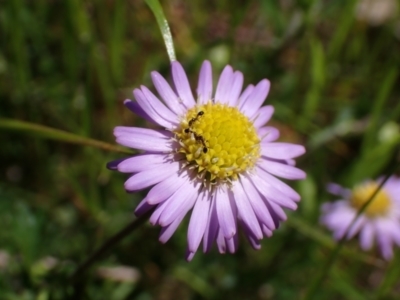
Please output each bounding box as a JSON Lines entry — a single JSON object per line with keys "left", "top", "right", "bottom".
{"left": 1, "top": 0, "right": 400, "bottom": 299}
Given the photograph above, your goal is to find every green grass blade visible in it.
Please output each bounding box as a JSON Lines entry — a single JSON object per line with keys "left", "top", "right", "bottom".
{"left": 145, "top": 0, "right": 176, "bottom": 62}
{"left": 327, "top": 0, "right": 357, "bottom": 58}
{"left": 375, "top": 254, "right": 400, "bottom": 298}
{"left": 0, "top": 118, "right": 132, "bottom": 154}
{"left": 301, "top": 37, "right": 325, "bottom": 126}
{"left": 361, "top": 67, "right": 399, "bottom": 154}
{"left": 330, "top": 266, "right": 368, "bottom": 300}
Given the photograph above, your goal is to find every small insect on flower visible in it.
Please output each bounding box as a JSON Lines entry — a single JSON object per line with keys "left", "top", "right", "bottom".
{"left": 321, "top": 176, "right": 400, "bottom": 260}
{"left": 184, "top": 128, "right": 208, "bottom": 153}
{"left": 188, "top": 111, "right": 204, "bottom": 127}
{"left": 108, "top": 60, "right": 306, "bottom": 261}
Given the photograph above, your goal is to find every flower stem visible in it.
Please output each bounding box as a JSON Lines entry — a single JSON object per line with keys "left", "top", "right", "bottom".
{"left": 70, "top": 210, "right": 152, "bottom": 282}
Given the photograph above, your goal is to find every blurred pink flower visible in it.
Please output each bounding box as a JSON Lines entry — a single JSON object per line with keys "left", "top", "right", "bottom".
{"left": 321, "top": 176, "right": 400, "bottom": 260}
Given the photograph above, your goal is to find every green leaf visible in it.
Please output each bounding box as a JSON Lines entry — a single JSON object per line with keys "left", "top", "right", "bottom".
{"left": 145, "top": 0, "right": 176, "bottom": 62}
{"left": 361, "top": 67, "right": 399, "bottom": 153}
{"left": 375, "top": 253, "right": 400, "bottom": 298}
{"left": 0, "top": 118, "right": 132, "bottom": 154}
{"left": 347, "top": 136, "right": 400, "bottom": 184}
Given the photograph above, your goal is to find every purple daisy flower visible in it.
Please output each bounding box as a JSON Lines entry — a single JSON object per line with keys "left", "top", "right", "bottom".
{"left": 108, "top": 60, "right": 306, "bottom": 261}
{"left": 321, "top": 176, "right": 400, "bottom": 260}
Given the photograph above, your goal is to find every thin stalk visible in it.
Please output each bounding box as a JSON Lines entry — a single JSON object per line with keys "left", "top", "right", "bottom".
{"left": 0, "top": 118, "right": 132, "bottom": 154}
{"left": 70, "top": 210, "right": 152, "bottom": 282}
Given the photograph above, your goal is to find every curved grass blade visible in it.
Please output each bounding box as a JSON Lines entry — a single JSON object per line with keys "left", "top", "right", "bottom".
{"left": 145, "top": 0, "right": 176, "bottom": 62}
{"left": 0, "top": 118, "right": 132, "bottom": 154}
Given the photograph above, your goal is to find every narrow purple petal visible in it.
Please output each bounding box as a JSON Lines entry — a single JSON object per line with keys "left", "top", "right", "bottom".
{"left": 267, "top": 193, "right": 297, "bottom": 210}
{"left": 231, "top": 182, "right": 263, "bottom": 239}
{"left": 158, "top": 182, "right": 198, "bottom": 226}
{"left": 185, "top": 250, "right": 196, "bottom": 262}
{"left": 241, "top": 79, "right": 270, "bottom": 119}
{"left": 216, "top": 230, "right": 226, "bottom": 253}
{"left": 216, "top": 186, "right": 236, "bottom": 239}
{"left": 321, "top": 205, "right": 355, "bottom": 240}
{"left": 159, "top": 213, "right": 185, "bottom": 243}
{"left": 203, "top": 195, "right": 219, "bottom": 253}
{"left": 252, "top": 105, "right": 274, "bottom": 128}
{"left": 254, "top": 173, "right": 298, "bottom": 210}
{"left": 134, "top": 198, "right": 154, "bottom": 216}
{"left": 115, "top": 128, "right": 173, "bottom": 152}
{"left": 240, "top": 220, "right": 262, "bottom": 250}
{"left": 124, "top": 99, "right": 155, "bottom": 123}
{"left": 240, "top": 176, "right": 276, "bottom": 230}
{"left": 267, "top": 200, "right": 287, "bottom": 221}
{"left": 387, "top": 223, "right": 400, "bottom": 245}
{"left": 382, "top": 176, "right": 400, "bottom": 201}
{"left": 250, "top": 169, "right": 298, "bottom": 211}
{"left": 151, "top": 71, "right": 186, "bottom": 116}
{"left": 150, "top": 199, "right": 170, "bottom": 225}
{"left": 226, "top": 234, "right": 238, "bottom": 254}
{"left": 258, "top": 126, "right": 280, "bottom": 142}
{"left": 124, "top": 162, "right": 180, "bottom": 191}
{"left": 106, "top": 158, "right": 127, "bottom": 170}
{"left": 146, "top": 172, "right": 188, "bottom": 205}
{"left": 247, "top": 235, "right": 261, "bottom": 250}
{"left": 377, "top": 224, "right": 394, "bottom": 260}
{"left": 346, "top": 216, "right": 365, "bottom": 239}
{"left": 116, "top": 137, "right": 171, "bottom": 153}
{"left": 115, "top": 136, "right": 171, "bottom": 153}
{"left": 264, "top": 201, "right": 281, "bottom": 228}
{"left": 197, "top": 60, "right": 213, "bottom": 105}
{"left": 171, "top": 61, "right": 196, "bottom": 108}
{"left": 258, "top": 159, "right": 306, "bottom": 180}
{"left": 227, "top": 71, "right": 244, "bottom": 106}
{"left": 286, "top": 159, "right": 296, "bottom": 166}
{"left": 114, "top": 126, "right": 172, "bottom": 138}
{"left": 133, "top": 89, "right": 175, "bottom": 128}
{"left": 262, "top": 224, "right": 273, "bottom": 237}
{"left": 238, "top": 84, "right": 254, "bottom": 109}
{"left": 117, "top": 154, "right": 171, "bottom": 173}
{"left": 261, "top": 143, "right": 306, "bottom": 160}
{"left": 377, "top": 220, "right": 400, "bottom": 254}
{"left": 188, "top": 190, "right": 211, "bottom": 253}
{"left": 141, "top": 86, "right": 179, "bottom": 124}
{"left": 326, "top": 183, "right": 351, "bottom": 198}
{"left": 255, "top": 167, "right": 301, "bottom": 201}
{"left": 321, "top": 200, "right": 347, "bottom": 215}
{"left": 215, "top": 65, "right": 233, "bottom": 104}
{"left": 228, "top": 190, "right": 238, "bottom": 221}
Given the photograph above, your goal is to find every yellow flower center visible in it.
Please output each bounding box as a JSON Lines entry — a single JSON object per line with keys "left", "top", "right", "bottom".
{"left": 174, "top": 102, "right": 261, "bottom": 183}
{"left": 350, "top": 182, "right": 391, "bottom": 217}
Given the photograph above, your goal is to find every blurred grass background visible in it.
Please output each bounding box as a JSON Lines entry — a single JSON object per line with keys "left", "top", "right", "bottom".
{"left": 1, "top": 0, "right": 400, "bottom": 299}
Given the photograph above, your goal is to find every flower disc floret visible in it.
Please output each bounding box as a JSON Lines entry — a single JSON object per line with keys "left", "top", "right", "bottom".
{"left": 175, "top": 102, "right": 260, "bottom": 182}
{"left": 350, "top": 182, "right": 391, "bottom": 217}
